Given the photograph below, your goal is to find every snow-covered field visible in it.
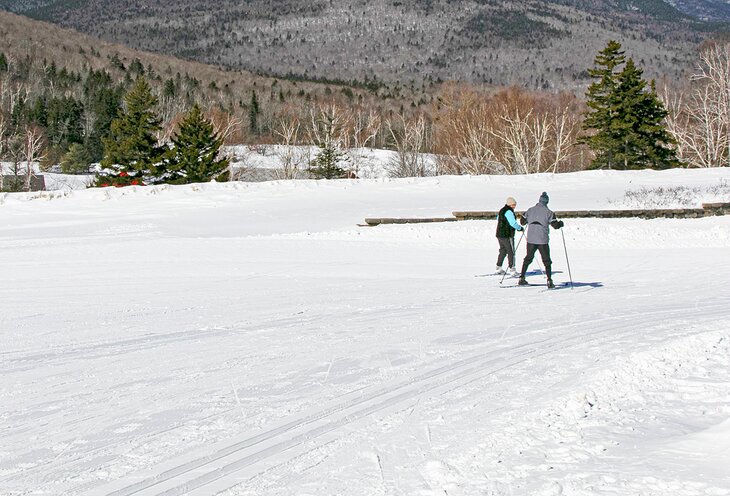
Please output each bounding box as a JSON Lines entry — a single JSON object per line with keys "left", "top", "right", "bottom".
{"left": 1, "top": 162, "right": 93, "bottom": 192}
{"left": 225, "top": 146, "right": 435, "bottom": 180}
{"left": 1, "top": 169, "right": 730, "bottom": 496}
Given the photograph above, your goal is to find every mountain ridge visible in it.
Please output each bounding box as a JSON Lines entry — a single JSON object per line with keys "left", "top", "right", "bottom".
{"left": 1, "top": 0, "right": 729, "bottom": 88}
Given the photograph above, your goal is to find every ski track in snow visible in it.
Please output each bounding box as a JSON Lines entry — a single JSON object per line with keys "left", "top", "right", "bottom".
{"left": 5, "top": 291, "right": 729, "bottom": 495}
{"left": 13, "top": 302, "right": 719, "bottom": 496}
{"left": 231, "top": 326, "right": 730, "bottom": 496}
{"left": 86, "top": 305, "right": 721, "bottom": 496}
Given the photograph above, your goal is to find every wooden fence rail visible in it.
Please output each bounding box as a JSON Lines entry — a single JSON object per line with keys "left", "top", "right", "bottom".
{"left": 364, "top": 202, "right": 730, "bottom": 226}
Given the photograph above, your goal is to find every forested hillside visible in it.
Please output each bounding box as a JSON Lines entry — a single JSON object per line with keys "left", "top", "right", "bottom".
{"left": 2, "top": 0, "right": 728, "bottom": 88}
{"left": 0, "top": 10, "right": 432, "bottom": 163}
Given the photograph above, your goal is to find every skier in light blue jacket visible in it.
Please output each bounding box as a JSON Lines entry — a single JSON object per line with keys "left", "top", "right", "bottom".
{"left": 495, "top": 197, "right": 524, "bottom": 276}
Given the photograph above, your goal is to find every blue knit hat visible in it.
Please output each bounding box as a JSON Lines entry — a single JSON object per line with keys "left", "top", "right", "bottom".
{"left": 539, "top": 192, "right": 549, "bottom": 205}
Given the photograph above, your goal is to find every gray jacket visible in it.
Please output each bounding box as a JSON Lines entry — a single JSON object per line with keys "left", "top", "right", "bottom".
{"left": 523, "top": 202, "right": 557, "bottom": 245}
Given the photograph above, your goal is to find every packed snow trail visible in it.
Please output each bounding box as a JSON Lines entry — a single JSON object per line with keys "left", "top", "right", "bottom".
{"left": 87, "top": 303, "right": 730, "bottom": 496}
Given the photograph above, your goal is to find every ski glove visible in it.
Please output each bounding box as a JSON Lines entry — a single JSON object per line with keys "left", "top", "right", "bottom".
{"left": 550, "top": 220, "right": 564, "bottom": 229}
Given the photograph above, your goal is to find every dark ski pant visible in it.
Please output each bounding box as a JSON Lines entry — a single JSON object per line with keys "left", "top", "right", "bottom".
{"left": 496, "top": 237, "right": 516, "bottom": 268}
{"left": 520, "top": 243, "right": 552, "bottom": 279}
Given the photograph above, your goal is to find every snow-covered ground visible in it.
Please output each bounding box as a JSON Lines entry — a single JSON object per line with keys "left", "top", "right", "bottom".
{"left": 2, "top": 162, "right": 93, "bottom": 192}
{"left": 1, "top": 169, "right": 729, "bottom": 496}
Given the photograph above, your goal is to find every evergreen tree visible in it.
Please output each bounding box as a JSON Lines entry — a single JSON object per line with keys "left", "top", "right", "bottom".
{"left": 97, "top": 77, "right": 163, "bottom": 186}
{"left": 309, "top": 143, "right": 346, "bottom": 179}
{"left": 249, "top": 90, "right": 259, "bottom": 135}
{"left": 10, "top": 98, "right": 26, "bottom": 127}
{"left": 612, "top": 59, "right": 678, "bottom": 169}
{"left": 581, "top": 41, "right": 678, "bottom": 169}
{"left": 46, "top": 61, "right": 58, "bottom": 82}
{"left": 580, "top": 40, "right": 625, "bottom": 169}
{"left": 164, "top": 104, "right": 229, "bottom": 184}
{"left": 60, "top": 143, "right": 92, "bottom": 174}
{"left": 109, "top": 54, "right": 125, "bottom": 71}
{"left": 29, "top": 96, "right": 49, "bottom": 127}
{"left": 46, "top": 96, "right": 84, "bottom": 148}
{"left": 129, "top": 58, "right": 145, "bottom": 76}
{"left": 308, "top": 107, "right": 348, "bottom": 179}
{"left": 83, "top": 70, "right": 124, "bottom": 162}
{"left": 30, "top": 95, "right": 85, "bottom": 168}
{"left": 163, "top": 78, "right": 176, "bottom": 98}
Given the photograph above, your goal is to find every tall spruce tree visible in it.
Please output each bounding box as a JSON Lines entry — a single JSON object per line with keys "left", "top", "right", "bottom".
{"left": 580, "top": 40, "right": 625, "bottom": 169}
{"left": 249, "top": 91, "right": 260, "bottom": 135}
{"left": 164, "top": 104, "right": 229, "bottom": 184}
{"left": 612, "top": 59, "right": 678, "bottom": 169}
{"left": 83, "top": 70, "right": 123, "bottom": 162}
{"left": 581, "top": 41, "right": 677, "bottom": 169}
{"left": 98, "top": 77, "right": 163, "bottom": 185}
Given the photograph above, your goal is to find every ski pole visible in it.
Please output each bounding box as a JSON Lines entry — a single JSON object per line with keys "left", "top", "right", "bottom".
{"left": 500, "top": 230, "right": 525, "bottom": 284}
{"left": 561, "top": 228, "right": 574, "bottom": 290}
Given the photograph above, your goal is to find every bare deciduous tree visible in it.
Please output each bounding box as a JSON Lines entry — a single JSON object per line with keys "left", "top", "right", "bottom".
{"left": 306, "top": 103, "right": 348, "bottom": 150}
{"left": 273, "top": 117, "right": 306, "bottom": 180}
{"left": 208, "top": 108, "right": 243, "bottom": 145}
{"left": 549, "top": 106, "right": 579, "bottom": 173}
{"left": 21, "top": 125, "right": 46, "bottom": 191}
{"left": 1, "top": 78, "right": 34, "bottom": 191}
{"left": 158, "top": 96, "right": 188, "bottom": 143}
{"left": 694, "top": 42, "right": 730, "bottom": 166}
{"left": 434, "top": 85, "right": 501, "bottom": 175}
{"left": 0, "top": 111, "right": 7, "bottom": 191}
{"left": 459, "top": 118, "right": 503, "bottom": 174}
{"left": 306, "top": 103, "right": 350, "bottom": 178}
{"left": 386, "top": 115, "right": 433, "bottom": 178}
{"left": 661, "top": 86, "right": 687, "bottom": 163}
{"left": 434, "top": 85, "right": 585, "bottom": 175}
{"left": 492, "top": 107, "right": 550, "bottom": 174}
{"left": 8, "top": 82, "right": 28, "bottom": 119}
{"left": 345, "top": 109, "right": 381, "bottom": 177}
{"left": 663, "top": 43, "right": 730, "bottom": 168}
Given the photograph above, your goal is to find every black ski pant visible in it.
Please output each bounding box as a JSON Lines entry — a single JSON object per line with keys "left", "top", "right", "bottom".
{"left": 496, "top": 237, "right": 516, "bottom": 268}
{"left": 520, "top": 243, "right": 552, "bottom": 279}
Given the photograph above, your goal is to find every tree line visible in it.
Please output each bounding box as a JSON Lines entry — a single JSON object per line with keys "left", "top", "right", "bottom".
{"left": 1, "top": 40, "right": 728, "bottom": 191}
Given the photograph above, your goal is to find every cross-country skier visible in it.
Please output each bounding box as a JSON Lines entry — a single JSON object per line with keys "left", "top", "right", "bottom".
{"left": 518, "top": 192, "right": 564, "bottom": 289}
{"left": 495, "top": 197, "right": 524, "bottom": 277}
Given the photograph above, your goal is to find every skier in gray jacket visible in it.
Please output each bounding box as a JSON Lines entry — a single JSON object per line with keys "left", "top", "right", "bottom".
{"left": 518, "top": 192, "right": 564, "bottom": 288}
